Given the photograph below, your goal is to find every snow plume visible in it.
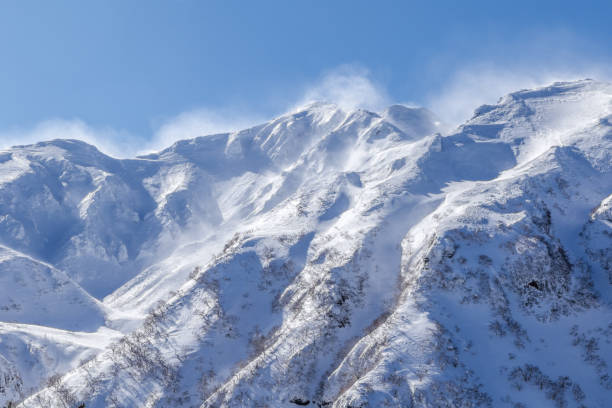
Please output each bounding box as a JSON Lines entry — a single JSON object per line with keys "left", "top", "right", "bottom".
{"left": 0, "top": 119, "right": 140, "bottom": 158}
{"left": 0, "top": 65, "right": 392, "bottom": 157}
{"left": 427, "top": 62, "right": 612, "bottom": 130}
{"left": 2, "top": 63, "right": 609, "bottom": 158}
{"left": 295, "top": 65, "right": 390, "bottom": 112}
{"left": 148, "top": 66, "right": 391, "bottom": 152}
{"left": 0, "top": 110, "right": 266, "bottom": 158}
{"left": 142, "top": 108, "right": 266, "bottom": 155}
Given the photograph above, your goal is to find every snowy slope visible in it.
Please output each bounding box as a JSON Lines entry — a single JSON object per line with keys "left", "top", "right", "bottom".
{"left": 0, "top": 79, "right": 611, "bottom": 407}
{"left": 0, "top": 245, "right": 107, "bottom": 330}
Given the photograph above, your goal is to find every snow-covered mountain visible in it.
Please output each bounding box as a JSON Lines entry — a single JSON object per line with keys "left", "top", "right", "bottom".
{"left": 1, "top": 79, "right": 611, "bottom": 407}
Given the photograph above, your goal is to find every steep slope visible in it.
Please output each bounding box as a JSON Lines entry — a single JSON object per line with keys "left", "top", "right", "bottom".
{"left": 1, "top": 79, "right": 611, "bottom": 407}
{"left": 1, "top": 101, "right": 432, "bottom": 403}
{"left": 0, "top": 245, "right": 107, "bottom": 330}
{"left": 0, "top": 140, "right": 158, "bottom": 298}
{"left": 0, "top": 322, "right": 121, "bottom": 403}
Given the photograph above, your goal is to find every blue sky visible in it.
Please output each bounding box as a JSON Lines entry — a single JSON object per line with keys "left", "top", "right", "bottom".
{"left": 1, "top": 0, "right": 611, "bottom": 156}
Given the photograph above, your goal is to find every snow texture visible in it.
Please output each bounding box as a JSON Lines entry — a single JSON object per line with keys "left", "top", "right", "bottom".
{"left": 0, "top": 80, "right": 611, "bottom": 407}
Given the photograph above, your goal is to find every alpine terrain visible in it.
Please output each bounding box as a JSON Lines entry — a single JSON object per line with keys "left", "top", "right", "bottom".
{"left": 0, "top": 79, "right": 611, "bottom": 407}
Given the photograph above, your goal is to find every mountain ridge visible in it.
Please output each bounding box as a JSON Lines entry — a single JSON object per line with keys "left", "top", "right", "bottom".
{"left": 0, "top": 79, "right": 610, "bottom": 407}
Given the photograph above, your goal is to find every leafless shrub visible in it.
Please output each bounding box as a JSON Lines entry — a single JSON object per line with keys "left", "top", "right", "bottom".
{"left": 46, "top": 374, "right": 77, "bottom": 408}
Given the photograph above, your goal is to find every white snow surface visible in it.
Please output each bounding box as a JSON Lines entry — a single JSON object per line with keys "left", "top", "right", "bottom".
{"left": 0, "top": 80, "right": 610, "bottom": 407}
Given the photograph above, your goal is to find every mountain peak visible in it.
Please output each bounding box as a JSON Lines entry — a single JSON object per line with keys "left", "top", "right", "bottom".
{"left": 3, "top": 81, "right": 612, "bottom": 408}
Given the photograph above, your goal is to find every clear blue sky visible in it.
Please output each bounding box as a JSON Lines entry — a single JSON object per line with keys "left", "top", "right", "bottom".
{"left": 1, "top": 0, "right": 611, "bottom": 152}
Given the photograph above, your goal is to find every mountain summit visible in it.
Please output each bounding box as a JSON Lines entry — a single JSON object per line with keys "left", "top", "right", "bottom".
{"left": 1, "top": 79, "right": 611, "bottom": 407}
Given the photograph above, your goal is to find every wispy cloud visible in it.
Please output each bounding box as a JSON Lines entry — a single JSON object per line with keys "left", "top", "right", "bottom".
{"left": 138, "top": 66, "right": 392, "bottom": 154}
{"left": 426, "top": 59, "right": 612, "bottom": 130}
{"left": 142, "top": 108, "right": 266, "bottom": 155}
{"left": 2, "top": 61, "right": 609, "bottom": 158}
{"left": 0, "top": 119, "right": 142, "bottom": 158}
{"left": 294, "top": 65, "right": 390, "bottom": 112}
{"left": 0, "top": 65, "right": 393, "bottom": 157}
{"left": 0, "top": 111, "right": 267, "bottom": 158}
